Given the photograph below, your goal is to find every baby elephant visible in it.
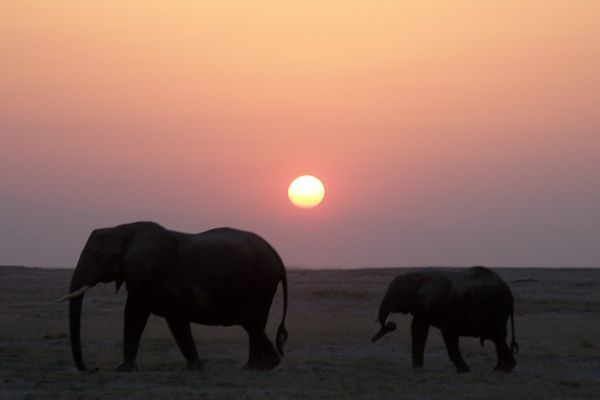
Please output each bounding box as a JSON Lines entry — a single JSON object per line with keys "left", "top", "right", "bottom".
{"left": 372, "top": 266, "right": 518, "bottom": 373}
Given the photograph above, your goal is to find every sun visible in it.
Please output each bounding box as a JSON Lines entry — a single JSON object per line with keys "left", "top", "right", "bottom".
{"left": 288, "top": 175, "right": 325, "bottom": 209}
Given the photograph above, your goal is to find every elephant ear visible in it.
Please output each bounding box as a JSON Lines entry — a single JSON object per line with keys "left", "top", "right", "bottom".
{"left": 413, "top": 274, "right": 451, "bottom": 314}
{"left": 122, "top": 228, "right": 178, "bottom": 293}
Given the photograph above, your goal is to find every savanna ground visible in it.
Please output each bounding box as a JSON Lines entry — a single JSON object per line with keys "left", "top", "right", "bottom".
{"left": 1, "top": 266, "right": 599, "bottom": 399}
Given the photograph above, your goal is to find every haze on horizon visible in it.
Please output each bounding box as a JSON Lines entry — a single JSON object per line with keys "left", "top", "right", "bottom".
{"left": 1, "top": 1, "right": 599, "bottom": 268}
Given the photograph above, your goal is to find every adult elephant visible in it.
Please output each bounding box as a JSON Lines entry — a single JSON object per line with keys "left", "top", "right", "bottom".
{"left": 372, "top": 266, "right": 518, "bottom": 373}
{"left": 60, "top": 221, "right": 288, "bottom": 372}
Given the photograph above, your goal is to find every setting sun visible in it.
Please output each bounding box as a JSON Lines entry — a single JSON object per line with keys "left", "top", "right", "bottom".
{"left": 288, "top": 175, "right": 325, "bottom": 209}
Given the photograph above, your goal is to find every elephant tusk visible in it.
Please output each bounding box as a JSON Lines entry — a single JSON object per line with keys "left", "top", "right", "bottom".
{"left": 54, "top": 285, "right": 91, "bottom": 302}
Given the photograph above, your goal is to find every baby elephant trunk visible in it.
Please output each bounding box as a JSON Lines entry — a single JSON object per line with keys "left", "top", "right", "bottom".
{"left": 372, "top": 300, "right": 397, "bottom": 342}
{"left": 372, "top": 321, "right": 397, "bottom": 342}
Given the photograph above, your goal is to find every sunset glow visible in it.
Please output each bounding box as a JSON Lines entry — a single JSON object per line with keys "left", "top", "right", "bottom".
{"left": 288, "top": 176, "right": 325, "bottom": 209}
{"left": 1, "top": 1, "right": 599, "bottom": 267}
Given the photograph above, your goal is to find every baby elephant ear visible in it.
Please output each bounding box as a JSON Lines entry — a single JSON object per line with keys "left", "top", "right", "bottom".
{"left": 122, "top": 230, "right": 178, "bottom": 293}
{"left": 414, "top": 276, "right": 450, "bottom": 314}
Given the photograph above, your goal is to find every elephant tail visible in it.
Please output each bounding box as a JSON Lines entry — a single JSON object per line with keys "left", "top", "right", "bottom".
{"left": 510, "top": 305, "right": 519, "bottom": 354}
{"left": 275, "top": 254, "right": 288, "bottom": 356}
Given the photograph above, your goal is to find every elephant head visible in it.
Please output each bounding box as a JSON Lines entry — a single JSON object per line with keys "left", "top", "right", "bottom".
{"left": 61, "top": 221, "right": 176, "bottom": 371}
{"left": 372, "top": 271, "right": 449, "bottom": 342}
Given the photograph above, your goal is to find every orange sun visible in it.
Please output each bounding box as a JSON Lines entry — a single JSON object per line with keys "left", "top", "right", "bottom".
{"left": 288, "top": 175, "right": 325, "bottom": 208}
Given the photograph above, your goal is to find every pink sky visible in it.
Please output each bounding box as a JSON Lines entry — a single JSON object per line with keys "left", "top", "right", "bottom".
{"left": 1, "top": 1, "right": 599, "bottom": 267}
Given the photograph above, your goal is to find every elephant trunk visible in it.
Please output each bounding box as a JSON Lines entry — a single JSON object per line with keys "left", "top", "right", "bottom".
{"left": 372, "top": 296, "right": 397, "bottom": 342}
{"left": 69, "top": 294, "right": 87, "bottom": 371}
{"left": 68, "top": 262, "right": 96, "bottom": 372}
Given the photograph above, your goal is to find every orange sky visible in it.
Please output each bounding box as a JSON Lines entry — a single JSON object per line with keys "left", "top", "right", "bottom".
{"left": 1, "top": 1, "right": 599, "bottom": 267}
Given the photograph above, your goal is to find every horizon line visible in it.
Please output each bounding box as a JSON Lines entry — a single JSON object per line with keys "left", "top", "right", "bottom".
{"left": 1, "top": 264, "right": 599, "bottom": 271}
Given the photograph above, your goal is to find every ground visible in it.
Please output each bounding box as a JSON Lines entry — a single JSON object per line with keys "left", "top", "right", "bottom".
{"left": 1, "top": 266, "right": 599, "bottom": 399}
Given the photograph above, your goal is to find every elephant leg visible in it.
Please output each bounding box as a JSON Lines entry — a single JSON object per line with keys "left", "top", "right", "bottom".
{"left": 411, "top": 317, "right": 429, "bottom": 368}
{"left": 166, "top": 317, "right": 202, "bottom": 370}
{"left": 441, "top": 330, "right": 470, "bottom": 373}
{"left": 243, "top": 324, "right": 281, "bottom": 371}
{"left": 116, "top": 299, "right": 150, "bottom": 372}
{"left": 492, "top": 338, "right": 516, "bottom": 373}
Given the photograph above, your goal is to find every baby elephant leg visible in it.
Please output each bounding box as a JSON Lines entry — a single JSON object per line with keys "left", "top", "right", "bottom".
{"left": 441, "top": 330, "right": 470, "bottom": 373}
{"left": 411, "top": 317, "right": 430, "bottom": 368}
{"left": 493, "top": 338, "right": 516, "bottom": 372}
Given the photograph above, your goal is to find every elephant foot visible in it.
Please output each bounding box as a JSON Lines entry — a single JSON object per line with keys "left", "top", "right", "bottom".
{"left": 76, "top": 365, "right": 99, "bottom": 373}
{"left": 186, "top": 359, "right": 203, "bottom": 371}
{"left": 115, "top": 361, "right": 138, "bottom": 372}
{"left": 244, "top": 352, "right": 281, "bottom": 371}
{"left": 245, "top": 327, "right": 282, "bottom": 371}
{"left": 456, "top": 364, "right": 471, "bottom": 374}
{"left": 243, "top": 361, "right": 279, "bottom": 371}
{"left": 494, "top": 360, "right": 516, "bottom": 373}
{"left": 244, "top": 357, "right": 281, "bottom": 371}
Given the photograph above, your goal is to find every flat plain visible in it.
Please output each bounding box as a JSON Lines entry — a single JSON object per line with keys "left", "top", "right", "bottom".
{"left": 1, "top": 266, "right": 599, "bottom": 399}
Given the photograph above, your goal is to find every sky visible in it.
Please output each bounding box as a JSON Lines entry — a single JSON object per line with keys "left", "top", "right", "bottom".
{"left": 1, "top": 1, "right": 599, "bottom": 268}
